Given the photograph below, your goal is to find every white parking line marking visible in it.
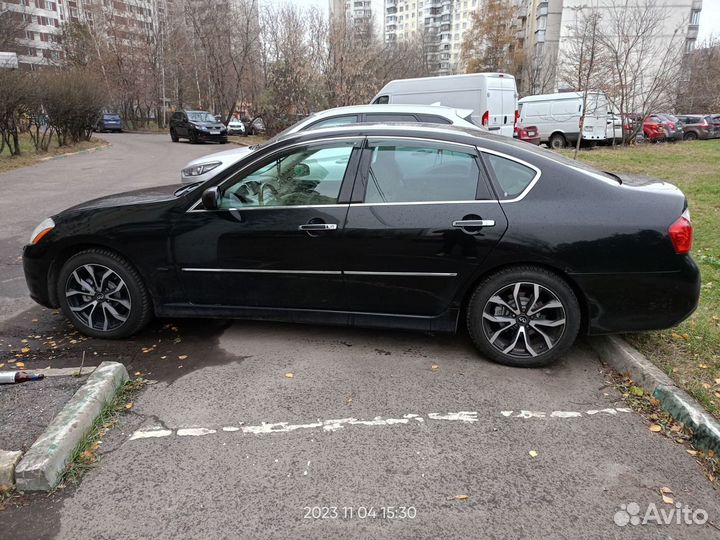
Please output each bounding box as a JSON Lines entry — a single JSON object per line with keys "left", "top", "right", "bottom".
{"left": 128, "top": 408, "right": 633, "bottom": 442}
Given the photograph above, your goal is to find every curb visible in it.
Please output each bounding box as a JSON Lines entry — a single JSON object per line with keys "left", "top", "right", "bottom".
{"left": 589, "top": 336, "right": 720, "bottom": 455}
{"left": 14, "top": 361, "right": 128, "bottom": 491}
{"left": 36, "top": 140, "right": 109, "bottom": 164}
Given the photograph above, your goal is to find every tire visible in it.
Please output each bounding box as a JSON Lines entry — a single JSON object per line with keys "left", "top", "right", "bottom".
{"left": 57, "top": 249, "right": 153, "bottom": 339}
{"left": 466, "top": 266, "right": 581, "bottom": 367}
{"left": 684, "top": 132, "right": 697, "bottom": 141}
{"left": 549, "top": 133, "right": 567, "bottom": 150}
{"left": 189, "top": 130, "right": 198, "bottom": 144}
{"left": 170, "top": 128, "right": 179, "bottom": 142}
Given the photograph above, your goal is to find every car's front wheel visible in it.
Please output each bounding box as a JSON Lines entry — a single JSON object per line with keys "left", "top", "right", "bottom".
{"left": 466, "top": 266, "right": 581, "bottom": 367}
{"left": 170, "top": 128, "right": 179, "bottom": 142}
{"left": 57, "top": 249, "right": 152, "bottom": 339}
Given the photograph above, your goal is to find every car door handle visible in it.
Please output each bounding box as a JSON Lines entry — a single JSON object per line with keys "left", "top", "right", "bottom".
{"left": 452, "top": 220, "right": 495, "bottom": 228}
{"left": 298, "top": 223, "right": 337, "bottom": 231}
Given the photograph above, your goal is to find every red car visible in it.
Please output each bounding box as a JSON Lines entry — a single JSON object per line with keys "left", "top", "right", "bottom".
{"left": 643, "top": 115, "right": 667, "bottom": 142}
{"left": 514, "top": 124, "right": 541, "bottom": 145}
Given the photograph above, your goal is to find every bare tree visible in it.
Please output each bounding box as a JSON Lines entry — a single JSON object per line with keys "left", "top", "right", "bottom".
{"left": 461, "top": 0, "right": 523, "bottom": 75}
{"left": 676, "top": 37, "right": 720, "bottom": 112}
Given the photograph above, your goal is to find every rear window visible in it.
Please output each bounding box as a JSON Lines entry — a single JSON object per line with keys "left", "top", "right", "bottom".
{"left": 104, "top": 114, "right": 120, "bottom": 120}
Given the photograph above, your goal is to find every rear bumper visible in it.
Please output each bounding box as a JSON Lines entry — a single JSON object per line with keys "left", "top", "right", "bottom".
{"left": 22, "top": 244, "right": 56, "bottom": 309}
{"left": 574, "top": 257, "right": 701, "bottom": 335}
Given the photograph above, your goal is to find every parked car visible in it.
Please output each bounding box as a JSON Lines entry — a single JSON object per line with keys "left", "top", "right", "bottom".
{"left": 169, "top": 110, "right": 228, "bottom": 144}
{"left": 642, "top": 115, "right": 668, "bottom": 142}
{"left": 24, "top": 124, "right": 699, "bottom": 368}
{"left": 709, "top": 114, "right": 720, "bottom": 137}
{"left": 371, "top": 72, "right": 518, "bottom": 137}
{"left": 514, "top": 124, "right": 541, "bottom": 145}
{"left": 518, "top": 91, "right": 610, "bottom": 149}
{"left": 244, "top": 117, "right": 266, "bottom": 135}
{"left": 657, "top": 114, "right": 684, "bottom": 142}
{"left": 95, "top": 113, "right": 122, "bottom": 133}
{"left": 676, "top": 115, "right": 715, "bottom": 141}
{"left": 180, "top": 104, "right": 484, "bottom": 184}
{"left": 226, "top": 117, "right": 246, "bottom": 136}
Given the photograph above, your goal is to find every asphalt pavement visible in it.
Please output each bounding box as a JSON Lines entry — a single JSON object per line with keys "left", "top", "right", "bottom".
{"left": 0, "top": 134, "right": 718, "bottom": 540}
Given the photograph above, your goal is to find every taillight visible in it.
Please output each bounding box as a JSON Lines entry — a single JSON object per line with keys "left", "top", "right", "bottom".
{"left": 579, "top": 117, "right": 584, "bottom": 129}
{"left": 482, "top": 111, "right": 489, "bottom": 127}
{"left": 514, "top": 110, "right": 519, "bottom": 127}
{"left": 669, "top": 210, "right": 693, "bottom": 254}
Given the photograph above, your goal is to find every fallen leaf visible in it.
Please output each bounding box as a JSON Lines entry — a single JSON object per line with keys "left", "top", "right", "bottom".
{"left": 659, "top": 486, "right": 673, "bottom": 494}
{"left": 134, "top": 371, "right": 142, "bottom": 376}
{"left": 20, "top": 347, "right": 30, "bottom": 353}
{"left": 453, "top": 495, "right": 469, "bottom": 501}
{"left": 178, "top": 355, "right": 188, "bottom": 360}
{"left": 670, "top": 424, "right": 682, "bottom": 433}
{"left": 125, "top": 402, "right": 133, "bottom": 410}
{"left": 20, "top": 339, "right": 28, "bottom": 343}
{"left": 285, "top": 372, "right": 294, "bottom": 379}
{"left": 160, "top": 355, "right": 167, "bottom": 359}
{"left": 702, "top": 383, "right": 712, "bottom": 389}
{"left": 698, "top": 364, "right": 710, "bottom": 369}
{"left": 649, "top": 424, "right": 662, "bottom": 432}
{"left": 662, "top": 494, "right": 674, "bottom": 504}
{"left": 15, "top": 362, "right": 25, "bottom": 368}
{"left": 431, "top": 364, "right": 439, "bottom": 370}
{"left": 687, "top": 449, "right": 699, "bottom": 456}
{"left": 528, "top": 450, "right": 538, "bottom": 458}
{"left": 715, "top": 378, "right": 720, "bottom": 385}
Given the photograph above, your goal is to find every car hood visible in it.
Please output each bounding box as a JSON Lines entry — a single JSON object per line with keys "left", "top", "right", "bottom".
{"left": 184, "top": 145, "right": 256, "bottom": 168}
{"left": 61, "top": 185, "right": 181, "bottom": 214}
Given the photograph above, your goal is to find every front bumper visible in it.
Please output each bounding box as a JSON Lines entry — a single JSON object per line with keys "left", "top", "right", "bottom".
{"left": 196, "top": 131, "right": 228, "bottom": 142}
{"left": 227, "top": 128, "right": 244, "bottom": 135}
{"left": 22, "top": 244, "right": 56, "bottom": 309}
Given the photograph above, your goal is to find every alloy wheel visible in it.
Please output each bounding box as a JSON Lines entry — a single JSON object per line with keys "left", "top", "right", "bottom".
{"left": 65, "top": 264, "right": 131, "bottom": 332}
{"left": 481, "top": 281, "right": 566, "bottom": 359}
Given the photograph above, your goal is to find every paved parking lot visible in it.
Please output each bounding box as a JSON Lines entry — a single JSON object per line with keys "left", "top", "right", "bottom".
{"left": 1, "top": 134, "right": 719, "bottom": 539}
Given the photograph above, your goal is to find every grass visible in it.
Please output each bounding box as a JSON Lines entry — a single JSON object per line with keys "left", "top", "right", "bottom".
{"left": 54, "top": 377, "right": 145, "bottom": 489}
{"left": 228, "top": 134, "right": 268, "bottom": 147}
{"left": 0, "top": 132, "right": 107, "bottom": 174}
{"left": 564, "top": 141, "right": 720, "bottom": 417}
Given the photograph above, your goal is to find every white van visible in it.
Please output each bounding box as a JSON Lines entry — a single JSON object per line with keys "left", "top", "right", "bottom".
{"left": 370, "top": 73, "right": 518, "bottom": 138}
{"left": 518, "top": 91, "right": 609, "bottom": 149}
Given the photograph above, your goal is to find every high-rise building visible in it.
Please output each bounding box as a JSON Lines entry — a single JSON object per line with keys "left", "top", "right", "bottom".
{"left": 329, "top": 0, "right": 384, "bottom": 38}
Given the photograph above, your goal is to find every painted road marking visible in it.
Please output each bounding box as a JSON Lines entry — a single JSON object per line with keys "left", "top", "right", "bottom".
{"left": 127, "top": 408, "right": 633, "bottom": 442}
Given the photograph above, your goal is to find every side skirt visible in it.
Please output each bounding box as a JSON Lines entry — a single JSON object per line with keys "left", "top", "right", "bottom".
{"left": 156, "top": 304, "right": 460, "bottom": 333}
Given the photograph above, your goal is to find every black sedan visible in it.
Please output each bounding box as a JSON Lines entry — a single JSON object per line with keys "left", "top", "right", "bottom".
{"left": 23, "top": 124, "right": 700, "bottom": 367}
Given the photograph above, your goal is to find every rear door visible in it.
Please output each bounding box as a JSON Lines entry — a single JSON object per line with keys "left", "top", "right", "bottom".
{"left": 342, "top": 137, "right": 508, "bottom": 317}
{"left": 499, "top": 76, "right": 518, "bottom": 138}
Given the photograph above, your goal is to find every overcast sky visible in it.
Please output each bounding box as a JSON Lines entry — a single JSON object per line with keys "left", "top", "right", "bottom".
{"left": 265, "top": 0, "right": 719, "bottom": 44}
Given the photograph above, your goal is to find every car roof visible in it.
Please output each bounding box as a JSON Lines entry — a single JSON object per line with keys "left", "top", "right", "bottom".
{"left": 304, "top": 104, "right": 474, "bottom": 120}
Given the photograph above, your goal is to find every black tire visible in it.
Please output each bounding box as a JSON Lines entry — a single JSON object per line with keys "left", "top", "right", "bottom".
{"left": 684, "top": 132, "right": 698, "bottom": 141}
{"left": 466, "top": 266, "right": 581, "bottom": 367}
{"left": 170, "top": 128, "right": 179, "bottom": 142}
{"left": 189, "top": 130, "right": 198, "bottom": 144}
{"left": 549, "top": 133, "right": 567, "bottom": 149}
{"left": 57, "top": 249, "right": 152, "bottom": 339}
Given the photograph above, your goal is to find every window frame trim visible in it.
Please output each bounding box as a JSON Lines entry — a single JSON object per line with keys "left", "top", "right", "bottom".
{"left": 477, "top": 147, "right": 542, "bottom": 203}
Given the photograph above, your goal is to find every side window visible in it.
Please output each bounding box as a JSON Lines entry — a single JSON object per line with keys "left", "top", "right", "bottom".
{"left": 365, "top": 143, "right": 481, "bottom": 203}
{"left": 373, "top": 95, "right": 389, "bottom": 104}
{"left": 307, "top": 115, "right": 359, "bottom": 129}
{"left": 416, "top": 114, "right": 452, "bottom": 125}
{"left": 220, "top": 143, "right": 355, "bottom": 209}
{"left": 483, "top": 153, "right": 537, "bottom": 200}
{"left": 365, "top": 113, "right": 418, "bottom": 123}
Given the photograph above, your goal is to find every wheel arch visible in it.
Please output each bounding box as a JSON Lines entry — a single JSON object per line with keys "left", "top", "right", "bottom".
{"left": 458, "top": 261, "right": 590, "bottom": 335}
{"left": 47, "top": 241, "right": 154, "bottom": 311}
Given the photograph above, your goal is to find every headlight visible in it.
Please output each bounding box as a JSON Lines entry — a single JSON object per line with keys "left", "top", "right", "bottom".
{"left": 182, "top": 161, "right": 222, "bottom": 177}
{"left": 30, "top": 217, "right": 55, "bottom": 245}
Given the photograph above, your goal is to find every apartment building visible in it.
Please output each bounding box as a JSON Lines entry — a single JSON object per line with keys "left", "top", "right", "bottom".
{"left": 329, "top": 0, "right": 384, "bottom": 38}
{"left": 520, "top": 0, "right": 703, "bottom": 94}
{"left": 1, "top": 0, "right": 159, "bottom": 69}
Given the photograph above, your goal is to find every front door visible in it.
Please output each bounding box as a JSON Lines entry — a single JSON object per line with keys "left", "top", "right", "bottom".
{"left": 172, "top": 138, "right": 362, "bottom": 309}
{"left": 342, "top": 137, "right": 508, "bottom": 316}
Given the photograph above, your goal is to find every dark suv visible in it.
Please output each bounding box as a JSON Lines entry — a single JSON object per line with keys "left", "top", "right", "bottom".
{"left": 170, "top": 110, "right": 228, "bottom": 144}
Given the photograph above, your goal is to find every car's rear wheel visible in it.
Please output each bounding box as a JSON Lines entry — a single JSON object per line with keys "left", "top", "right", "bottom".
{"left": 57, "top": 249, "right": 152, "bottom": 339}
{"left": 466, "top": 266, "right": 581, "bottom": 367}
{"left": 684, "top": 132, "right": 697, "bottom": 141}
{"left": 549, "top": 133, "right": 567, "bottom": 149}
{"left": 170, "top": 129, "right": 179, "bottom": 142}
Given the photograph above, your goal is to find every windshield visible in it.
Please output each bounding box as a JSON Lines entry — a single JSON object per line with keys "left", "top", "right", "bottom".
{"left": 187, "top": 112, "right": 216, "bottom": 123}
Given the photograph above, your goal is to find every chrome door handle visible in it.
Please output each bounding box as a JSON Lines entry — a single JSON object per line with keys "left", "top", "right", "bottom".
{"left": 298, "top": 223, "right": 337, "bottom": 231}
{"left": 452, "top": 220, "right": 495, "bottom": 228}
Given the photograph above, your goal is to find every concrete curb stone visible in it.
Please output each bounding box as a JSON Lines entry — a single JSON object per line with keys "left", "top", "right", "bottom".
{"left": 14, "top": 361, "right": 128, "bottom": 491}
{"left": 589, "top": 335, "right": 720, "bottom": 455}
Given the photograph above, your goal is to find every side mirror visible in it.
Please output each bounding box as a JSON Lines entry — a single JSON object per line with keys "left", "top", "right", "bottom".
{"left": 202, "top": 186, "right": 220, "bottom": 210}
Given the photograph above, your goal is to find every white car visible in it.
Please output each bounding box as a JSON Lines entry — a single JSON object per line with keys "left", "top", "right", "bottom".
{"left": 226, "top": 118, "right": 246, "bottom": 135}
{"left": 180, "top": 104, "right": 483, "bottom": 184}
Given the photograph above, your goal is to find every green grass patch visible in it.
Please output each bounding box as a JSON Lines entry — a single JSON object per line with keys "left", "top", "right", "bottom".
{"left": 565, "top": 141, "right": 720, "bottom": 418}
{"left": 54, "top": 377, "right": 145, "bottom": 489}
